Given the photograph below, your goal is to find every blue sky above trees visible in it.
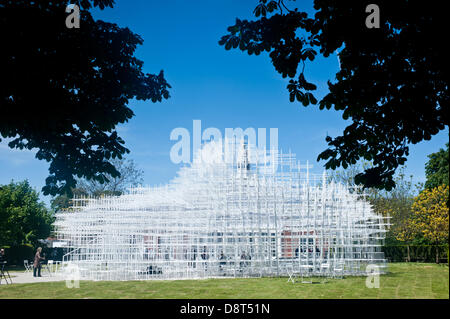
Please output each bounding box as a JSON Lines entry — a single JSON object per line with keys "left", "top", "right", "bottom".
{"left": 0, "top": 0, "right": 448, "bottom": 205}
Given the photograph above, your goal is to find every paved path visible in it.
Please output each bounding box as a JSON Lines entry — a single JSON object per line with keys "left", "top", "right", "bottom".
{"left": 4, "top": 271, "right": 66, "bottom": 284}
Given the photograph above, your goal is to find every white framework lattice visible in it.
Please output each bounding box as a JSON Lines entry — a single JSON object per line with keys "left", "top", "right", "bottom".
{"left": 54, "top": 140, "right": 389, "bottom": 281}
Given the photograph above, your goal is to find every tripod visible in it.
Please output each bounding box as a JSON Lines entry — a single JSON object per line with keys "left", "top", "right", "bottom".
{"left": 0, "top": 261, "right": 12, "bottom": 284}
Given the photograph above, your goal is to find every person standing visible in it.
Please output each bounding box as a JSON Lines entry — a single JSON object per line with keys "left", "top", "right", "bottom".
{"left": 33, "top": 247, "right": 45, "bottom": 277}
{"left": 240, "top": 251, "right": 247, "bottom": 270}
{"left": 0, "top": 249, "right": 6, "bottom": 263}
{"left": 219, "top": 251, "right": 226, "bottom": 272}
{"left": 0, "top": 248, "right": 12, "bottom": 284}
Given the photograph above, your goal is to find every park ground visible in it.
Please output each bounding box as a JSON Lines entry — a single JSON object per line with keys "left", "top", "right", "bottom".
{"left": 0, "top": 262, "right": 448, "bottom": 299}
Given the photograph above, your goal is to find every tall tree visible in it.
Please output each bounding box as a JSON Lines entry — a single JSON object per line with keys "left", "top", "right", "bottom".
{"left": 76, "top": 158, "right": 144, "bottom": 196}
{"left": 219, "top": 0, "right": 448, "bottom": 191}
{"left": 0, "top": 181, "right": 54, "bottom": 247}
{"left": 0, "top": 0, "right": 170, "bottom": 196}
{"left": 401, "top": 184, "right": 449, "bottom": 263}
{"left": 51, "top": 158, "right": 144, "bottom": 211}
{"left": 328, "top": 162, "right": 417, "bottom": 254}
{"left": 424, "top": 143, "right": 449, "bottom": 190}
{"left": 373, "top": 169, "right": 417, "bottom": 259}
{"left": 327, "top": 160, "right": 372, "bottom": 194}
{"left": 50, "top": 187, "right": 88, "bottom": 212}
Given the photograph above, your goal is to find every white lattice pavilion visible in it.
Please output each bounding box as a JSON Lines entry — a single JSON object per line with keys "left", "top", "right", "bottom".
{"left": 54, "top": 140, "right": 388, "bottom": 281}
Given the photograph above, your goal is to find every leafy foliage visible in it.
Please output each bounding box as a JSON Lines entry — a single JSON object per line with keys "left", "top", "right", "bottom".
{"left": 424, "top": 143, "right": 449, "bottom": 190}
{"left": 369, "top": 169, "right": 418, "bottom": 245}
{"left": 328, "top": 162, "right": 417, "bottom": 243}
{"left": 400, "top": 184, "right": 449, "bottom": 263}
{"left": 329, "top": 161, "right": 421, "bottom": 244}
{"left": 0, "top": 0, "right": 170, "bottom": 196}
{"left": 50, "top": 187, "right": 88, "bottom": 212}
{"left": 327, "top": 160, "right": 372, "bottom": 193}
{"left": 0, "top": 181, "right": 54, "bottom": 247}
{"left": 51, "top": 158, "right": 143, "bottom": 211}
{"left": 219, "top": 0, "right": 448, "bottom": 190}
{"left": 76, "top": 158, "right": 144, "bottom": 196}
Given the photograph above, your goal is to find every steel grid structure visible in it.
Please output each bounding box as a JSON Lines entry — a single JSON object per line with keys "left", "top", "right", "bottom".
{"left": 54, "top": 140, "right": 389, "bottom": 281}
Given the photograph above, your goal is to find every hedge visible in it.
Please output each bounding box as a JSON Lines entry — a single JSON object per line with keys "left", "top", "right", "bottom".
{"left": 382, "top": 245, "right": 449, "bottom": 263}
{"left": 3, "top": 244, "right": 448, "bottom": 266}
{"left": 3, "top": 245, "right": 35, "bottom": 266}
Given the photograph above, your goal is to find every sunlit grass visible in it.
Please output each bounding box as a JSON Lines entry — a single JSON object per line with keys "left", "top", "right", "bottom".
{"left": 0, "top": 263, "right": 448, "bottom": 299}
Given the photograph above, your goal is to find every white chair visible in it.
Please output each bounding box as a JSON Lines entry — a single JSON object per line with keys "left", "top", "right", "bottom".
{"left": 53, "top": 260, "right": 62, "bottom": 273}
{"left": 320, "top": 263, "right": 330, "bottom": 275}
{"left": 286, "top": 265, "right": 298, "bottom": 283}
{"left": 24, "top": 260, "right": 32, "bottom": 273}
{"left": 287, "top": 271, "right": 299, "bottom": 283}
{"left": 333, "top": 261, "right": 345, "bottom": 279}
{"left": 299, "top": 264, "right": 314, "bottom": 283}
{"left": 319, "top": 263, "right": 331, "bottom": 283}
{"left": 60, "top": 261, "right": 71, "bottom": 276}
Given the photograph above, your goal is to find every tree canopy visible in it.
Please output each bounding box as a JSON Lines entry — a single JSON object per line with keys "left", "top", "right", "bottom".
{"left": 219, "top": 0, "right": 448, "bottom": 191}
{"left": 424, "top": 143, "right": 449, "bottom": 190}
{"left": 328, "top": 162, "right": 417, "bottom": 244}
{"left": 0, "top": 0, "right": 170, "bottom": 196}
{"left": 76, "top": 158, "right": 144, "bottom": 196}
{"left": 400, "top": 184, "right": 449, "bottom": 263}
{"left": 0, "top": 180, "right": 54, "bottom": 247}
{"left": 51, "top": 157, "right": 144, "bottom": 211}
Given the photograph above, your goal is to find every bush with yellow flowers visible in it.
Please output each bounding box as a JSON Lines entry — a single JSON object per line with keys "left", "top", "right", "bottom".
{"left": 400, "top": 184, "right": 449, "bottom": 263}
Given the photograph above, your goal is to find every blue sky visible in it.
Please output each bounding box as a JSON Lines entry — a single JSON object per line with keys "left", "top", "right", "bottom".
{"left": 0, "top": 0, "right": 448, "bottom": 205}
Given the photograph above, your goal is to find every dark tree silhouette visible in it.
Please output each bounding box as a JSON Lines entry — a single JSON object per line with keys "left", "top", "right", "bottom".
{"left": 0, "top": 0, "right": 170, "bottom": 196}
{"left": 219, "top": 0, "right": 448, "bottom": 190}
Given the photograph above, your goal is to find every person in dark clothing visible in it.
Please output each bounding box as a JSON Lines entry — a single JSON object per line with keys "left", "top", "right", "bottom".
{"left": 200, "top": 246, "right": 209, "bottom": 271}
{"left": 219, "top": 251, "right": 226, "bottom": 271}
{"left": 0, "top": 249, "right": 5, "bottom": 263}
{"left": 240, "top": 252, "right": 247, "bottom": 269}
{"left": 165, "top": 249, "right": 170, "bottom": 260}
{"left": 0, "top": 248, "right": 6, "bottom": 274}
{"left": 33, "top": 247, "right": 45, "bottom": 277}
{"left": 0, "top": 248, "right": 12, "bottom": 284}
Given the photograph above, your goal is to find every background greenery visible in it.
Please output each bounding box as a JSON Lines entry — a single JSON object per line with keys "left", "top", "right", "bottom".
{"left": 0, "top": 181, "right": 54, "bottom": 264}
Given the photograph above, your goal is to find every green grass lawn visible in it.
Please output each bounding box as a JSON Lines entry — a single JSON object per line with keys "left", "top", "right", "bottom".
{"left": 0, "top": 263, "right": 448, "bottom": 299}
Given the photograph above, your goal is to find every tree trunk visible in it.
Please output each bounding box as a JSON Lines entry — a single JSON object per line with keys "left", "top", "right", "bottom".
{"left": 435, "top": 244, "right": 440, "bottom": 264}
{"left": 406, "top": 245, "right": 410, "bottom": 262}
